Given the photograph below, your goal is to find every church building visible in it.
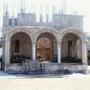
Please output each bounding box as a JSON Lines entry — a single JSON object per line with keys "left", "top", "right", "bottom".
{"left": 2, "top": 1, "right": 87, "bottom": 73}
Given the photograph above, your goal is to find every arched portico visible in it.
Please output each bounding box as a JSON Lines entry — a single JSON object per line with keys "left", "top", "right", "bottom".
{"left": 4, "top": 27, "right": 87, "bottom": 70}
{"left": 10, "top": 32, "right": 32, "bottom": 63}
{"left": 3, "top": 27, "right": 87, "bottom": 72}
{"left": 4, "top": 27, "right": 33, "bottom": 66}
{"left": 33, "top": 28, "right": 58, "bottom": 43}
{"left": 60, "top": 27, "right": 87, "bottom": 65}
{"left": 61, "top": 33, "right": 82, "bottom": 63}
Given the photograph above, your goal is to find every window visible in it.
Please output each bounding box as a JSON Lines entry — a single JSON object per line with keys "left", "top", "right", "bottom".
{"left": 68, "top": 40, "right": 72, "bottom": 55}
{"left": 15, "top": 40, "right": 20, "bottom": 53}
{"left": 9, "top": 19, "right": 12, "bottom": 25}
{"left": 15, "top": 19, "right": 17, "bottom": 25}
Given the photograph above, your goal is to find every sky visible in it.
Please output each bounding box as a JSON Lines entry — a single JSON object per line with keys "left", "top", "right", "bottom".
{"left": 0, "top": 0, "right": 90, "bottom": 33}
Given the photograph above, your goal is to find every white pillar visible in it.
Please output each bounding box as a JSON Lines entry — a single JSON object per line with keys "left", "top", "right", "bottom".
{"left": 4, "top": 40, "right": 10, "bottom": 69}
{"left": 82, "top": 41, "right": 87, "bottom": 65}
{"left": 57, "top": 42, "right": 61, "bottom": 63}
{"left": 32, "top": 42, "right": 36, "bottom": 60}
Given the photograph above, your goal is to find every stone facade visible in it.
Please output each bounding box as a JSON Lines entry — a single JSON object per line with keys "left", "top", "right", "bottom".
{"left": 2, "top": 26, "right": 88, "bottom": 72}
{"left": 2, "top": 5, "right": 87, "bottom": 72}
{"left": 3, "top": 11, "right": 83, "bottom": 31}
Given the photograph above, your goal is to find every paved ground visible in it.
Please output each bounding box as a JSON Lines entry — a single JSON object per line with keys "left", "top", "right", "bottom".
{"left": 0, "top": 66, "right": 90, "bottom": 90}
{"left": 0, "top": 74, "right": 90, "bottom": 90}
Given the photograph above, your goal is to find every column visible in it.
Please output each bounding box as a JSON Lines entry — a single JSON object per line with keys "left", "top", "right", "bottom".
{"left": 1, "top": 38, "right": 5, "bottom": 70}
{"left": 4, "top": 39, "right": 10, "bottom": 69}
{"left": 57, "top": 42, "right": 61, "bottom": 63}
{"left": 32, "top": 42, "right": 36, "bottom": 60}
{"left": 82, "top": 41, "right": 88, "bottom": 65}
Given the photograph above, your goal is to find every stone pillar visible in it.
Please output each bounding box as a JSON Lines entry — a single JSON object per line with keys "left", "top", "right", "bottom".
{"left": 4, "top": 39, "right": 10, "bottom": 70}
{"left": 82, "top": 40, "right": 88, "bottom": 65}
{"left": 57, "top": 42, "right": 61, "bottom": 63}
{"left": 32, "top": 42, "right": 36, "bottom": 60}
{"left": 1, "top": 37, "right": 5, "bottom": 70}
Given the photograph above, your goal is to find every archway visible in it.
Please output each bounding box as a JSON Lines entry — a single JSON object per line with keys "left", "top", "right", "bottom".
{"left": 36, "top": 33, "right": 57, "bottom": 62}
{"left": 61, "top": 33, "right": 82, "bottom": 63}
{"left": 10, "top": 32, "right": 32, "bottom": 63}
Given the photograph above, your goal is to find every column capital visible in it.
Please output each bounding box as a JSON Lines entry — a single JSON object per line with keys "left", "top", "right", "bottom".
{"left": 80, "top": 34, "right": 87, "bottom": 41}
{"left": 32, "top": 41, "right": 36, "bottom": 45}
{"left": 5, "top": 36, "right": 10, "bottom": 42}
{"left": 82, "top": 39, "right": 88, "bottom": 43}
{"left": 57, "top": 41, "right": 62, "bottom": 45}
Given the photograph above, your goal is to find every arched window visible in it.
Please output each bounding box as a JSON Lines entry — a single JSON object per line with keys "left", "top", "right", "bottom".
{"left": 15, "top": 40, "right": 20, "bottom": 53}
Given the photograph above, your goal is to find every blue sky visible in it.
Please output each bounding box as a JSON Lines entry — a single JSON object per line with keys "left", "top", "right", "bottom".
{"left": 0, "top": 0, "right": 90, "bottom": 32}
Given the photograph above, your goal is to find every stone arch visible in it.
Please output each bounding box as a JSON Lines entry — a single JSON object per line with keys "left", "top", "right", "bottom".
{"left": 60, "top": 27, "right": 84, "bottom": 42}
{"left": 61, "top": 31, "right": 82, "bottom": 63}
{"left": 33, "top": 27, "right": 58, "bottom": 43}
{"left": 10, "top": 31, "right": 32, "bottom": 63}
{"left": 9, "top": 27, "right": 33, "bottom": 42}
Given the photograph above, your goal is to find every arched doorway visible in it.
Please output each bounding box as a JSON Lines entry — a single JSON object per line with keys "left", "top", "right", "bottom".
{"left": 36, "top": 33, "right": 57, "bottom": 62}
{"left": 10, "top": 32, "right": 32, "bottom": 63}
{"left": 61, "top": 33, "right": 82, "bottom": 63}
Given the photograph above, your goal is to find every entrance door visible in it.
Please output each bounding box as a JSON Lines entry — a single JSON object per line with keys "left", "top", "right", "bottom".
{"left": 37, "top": 37, "right": 53, "bottom": 61}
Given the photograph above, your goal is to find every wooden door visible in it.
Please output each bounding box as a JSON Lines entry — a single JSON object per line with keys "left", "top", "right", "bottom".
{"left": 37, "top": 37, "right": 53, "bottom": 61}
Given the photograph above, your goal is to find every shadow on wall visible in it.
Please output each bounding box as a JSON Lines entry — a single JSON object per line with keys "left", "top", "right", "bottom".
{"left": 61, "top": 57, "right": 82, "bottom": 63}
